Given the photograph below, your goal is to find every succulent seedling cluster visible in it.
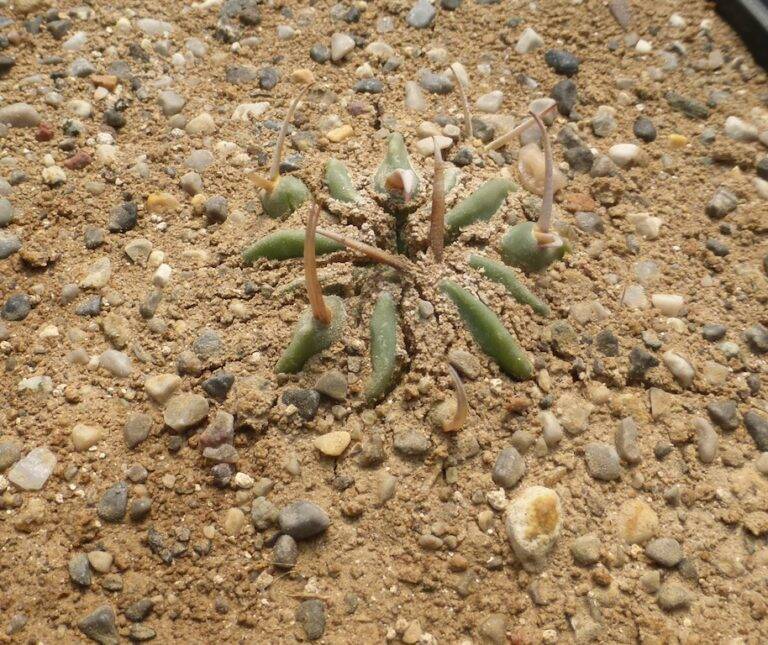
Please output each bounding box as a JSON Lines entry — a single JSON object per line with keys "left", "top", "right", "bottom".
{"left": 244, "top": 81, "right": 568, "bottom": 430}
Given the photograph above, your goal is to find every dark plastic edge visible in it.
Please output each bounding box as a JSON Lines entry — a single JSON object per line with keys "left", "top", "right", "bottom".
{"left": 715, "top": 0, "right": 768, "bottom": 69}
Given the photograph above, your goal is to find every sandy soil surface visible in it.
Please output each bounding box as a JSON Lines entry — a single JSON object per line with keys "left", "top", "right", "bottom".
{"left": 1, "top": 0, "right": 767, "bottom": 643}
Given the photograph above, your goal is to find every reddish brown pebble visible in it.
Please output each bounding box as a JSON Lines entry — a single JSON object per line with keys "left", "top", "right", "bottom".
{"left": 35, "top": 123, "right": 54, "bottom": 142}
{"left": 63, "top": 151, "right": 92, "bottom": 170}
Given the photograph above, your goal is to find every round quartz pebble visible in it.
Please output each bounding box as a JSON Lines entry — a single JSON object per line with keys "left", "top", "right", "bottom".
{"left": 504, "top": 486, "right": 562, "bottom": 572}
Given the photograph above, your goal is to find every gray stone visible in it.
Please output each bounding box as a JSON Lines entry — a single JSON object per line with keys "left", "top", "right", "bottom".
{"left": 707, "top": 399, "right": 740, "bottom": 431}
{"left": 695, "top": 418, "right": 718, "bottom": 463}
{"left": 0, "top": 233, "right": 21, "bottom": 259}
{"left": 394, "top": 429, "right": 430, "bottom": 457}
{"left": 657, "top": 584, "right": 692, "bottom": 611}
{"left": 570, "top": 534, "right": 601, "bottom": 565}
{"left": 158, "top": 90, "right": 186, "bottom": 116}
{"left": 628, "top": 346, "right": 659, "bottom": 382}
{"left": 83, "top": 227, "right": 104, "bottom": 249}
{"left": 75, "top": 295, "right": 102, "bottom": 317}
{"left": 204, "top": 195, "right": 228, "bottom": 223}
{"left": 278, "top": 500, "right": 330, "bottom": 539}
{"left": 129, "top": 498, "right": 152, "bottom": 522}
{"left": 551, "top": 79, "right": 577, "bottom": 115}
{"left": 282, "top": 388, "right": 320, "bottom": 420}
{"left": 575, "top": 211, "right": 603, "bottom": 234}
{"left": 0, "top": 103, "right": 41, "bottom": 128}
{"left": 353, "top": 78, "right": 384, "bottom": 94}
{"left": 492, "top": 447, "right": 525, "bottom": 489}
{"left": 564, "top": 145, "right": 594, "bottom": 173}
{"left": 418, "top": 69, "right": 453, "bottom": 94}
{"left": 78, "top": 606, "right": 118, "bottom": 645}
{"left": 406, "top": 1, "right": 436, "bottom": 29}
{"left": 745, "top": 323, "right": 768, "bottom": 354}
{"left": 645, "top": 537, "right": 683, "bottom": 567}
{"left": 705, "top": 187, "right": 737, "bottom": 219}
{"left": 544, "top": 49, "right": 580, "bottom": 76}
{"left": 702, "top": 323, "right": 726, "bottom": 342}
{"left": 258, "top": 67, "right": 279, "bottom": 90}
{"left": 591, "top": 109, "right": 616, "bottom": 137}
{"left": 666, "top": 92, "right": 709, "bottom": 119}
{"left": 615, "top": 417, "right": 641, "bottom": 464}
{"left": 251, "top": 496, "right": 278, "bottom": 530}
{"left": 273, "top": 534, "right": 298, "bottom": 569}
{"left": 193, "top": 328, "right": 222, "bottom": 359}
{"left": 584, "top": 442, "right": 621, "bottom": 481}
{"left": 107, "top": 202, "right": 138, "bottom": 232}
{"left": 310, "top": 44, "right": 330, "bottom": 64}
{"left": 744, "top": 410, "right": 768, "bottom": 451}
{"left": 2, "top": 293, "right": 31, "bottom": 321}
{"left": 69, "top": 552, "right": 92, "bottom": 586}
{"left": 705, "top": 238, "right": 729, "bottom": 256}
{"left": 97, "top": 482, "right": 128, "bottom": 522}
{"left": 315, "top": 370, "right": 348, "bottom": 400}
{"left": 180, "top": 171, "right": 203, "bottom": 195}
{"left": 448, "top": 349, "right": 481, "bottom": 380}
{"left": 0, "top": 198, "right": 13, "bottom": 226}
{"left": 203, "top": 444, "right": 239, "bottom": 464}
{"left": 70, "top": 57, "right": 96, "bottom": 77}
{"left": 199, "top": 411, "right": 235, "bottom": 448}
{"left": 123, "top": 414, "right": 152, "bottom": 449}
{"left": 510, "top": 430, "right": 535, "bottom": 455}
{"left": 124, "top": 598, "right": 154, "bottom": 622}
{"left": 0, "top": 439, "right": 21, "bottom": 471}
{"left": 633, "top": 117, "right": 657, "bottom": 142}
{"left": 296, "top": 599, "right": 326, "bottom": 640}
{"left": 595, "top": 329, "right": 618, "bottom": 356}
{"left": 202, "top": 372, "right": 235, "bottom": 399}
{"left": 129, "top": 625, "right": 156, "bottom": 641}
{"left": 164, "top": 393, "right": 209, "bottom": 431}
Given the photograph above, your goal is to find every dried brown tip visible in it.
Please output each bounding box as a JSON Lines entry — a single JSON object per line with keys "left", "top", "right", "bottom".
{"left": 529, "top": 110, "right": 553, "bottom": 233}
{"left": 384, "top": 168, "right": 417, "bottom": 203}
{"left": 315, "top": 227, "right": 412, "bottom": 273}
{"left": 305, "top": 203, "right": 332, "bottom": 325}
{"left": 251, "top": 173, "right": 277, "bottom": 192}
{"left": 483, "top": 102, "right": 557, "bottom": 152}
{"left": 443, "top": 365, "right": 468, "bottom": 432}
{"left": 269, "top": 85, "right": 312, "bottom": 183}
{"left": 450, "top": 63, "right": 473, "bottom": 140}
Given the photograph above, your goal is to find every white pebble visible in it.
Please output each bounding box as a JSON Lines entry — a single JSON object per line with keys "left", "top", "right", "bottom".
{"left": 608, "top": 143, "right": 642, "bottom": 168}
{"left": 724, "top": 116, "right": 758, "bottom": 143}
{"left": 99, "top": 349, "right": 133, "bottom": 377}
{"left": 153, "top": 263, "right": 172, "bottom": 287}
{"left": 622, "top": 284, "right": 648, "bottom": 310}
{"left": 635, "top": 39, "right": 652, "bottom": 54}
{"left": 404, "top": 81, "right": 426, "bottom": 112}
{"left": 331, "top": 32, "right": 355, "bottom": 62}
{"left": 663, "top": 351, "right": 695, "bottom": 388}
{"left": 651, "top": 294, "right": 684, "bottom": 316}
{"left": 414, "top": 136, "right": 452, "bottom": 157}
{"left": 476, "top": 90, "right": 503, "bottom": 114}
{"left": 515, "top": 27, "right": 544, "bottom": 54}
